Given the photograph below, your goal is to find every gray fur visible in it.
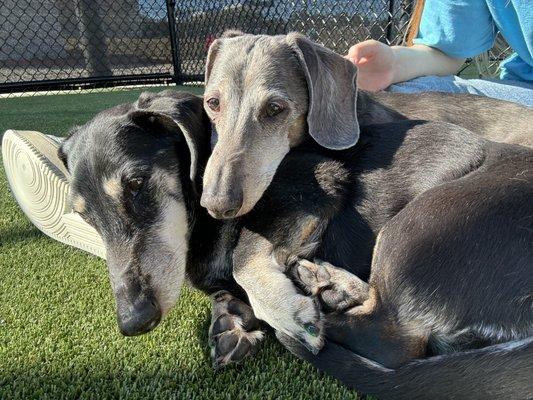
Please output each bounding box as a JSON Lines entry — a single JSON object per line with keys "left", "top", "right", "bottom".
{"left": 202, "top": 31, "right": 532, "bottom": 219}
{"left": 287, "top": 33, "right": 360, "bottom": 149}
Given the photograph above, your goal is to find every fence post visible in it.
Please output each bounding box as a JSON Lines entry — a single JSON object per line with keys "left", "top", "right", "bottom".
{"left": 386, "top": 0, "right": 395, "bottom": 44}
{"left": 166, "top": 0, "right": 182, "bottom": 84}
{"left": 75, "top": 0, "right": 112, "bottom": 77}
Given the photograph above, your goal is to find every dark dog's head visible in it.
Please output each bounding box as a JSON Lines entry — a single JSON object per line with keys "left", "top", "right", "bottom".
{"left": 201, "top": 31, "right": 359, "bottom": 219}
{"left": 59, "top": 90, "right": 210, "bottom": 336}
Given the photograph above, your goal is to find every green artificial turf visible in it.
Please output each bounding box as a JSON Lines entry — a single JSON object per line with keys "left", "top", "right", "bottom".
{"left": 0, "top": 87, "right": 362, "bottom": 399}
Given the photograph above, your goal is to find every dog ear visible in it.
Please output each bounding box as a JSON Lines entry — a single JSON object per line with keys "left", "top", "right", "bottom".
{"left": 56, "top": 126, "right": 81, "bottom": 172}
{"left": 57, "top": 143, "right": 69, "bottom": 171}
{"left": 131, "top": 91, "right": 211, "bottom": 189}
{"left": 287, "top": 33, "right": 359, "bottom": 150}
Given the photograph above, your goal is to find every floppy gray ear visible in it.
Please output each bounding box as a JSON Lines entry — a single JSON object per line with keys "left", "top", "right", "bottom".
{"left": 287, "top": 33, "right": 359, "bottom": 150}
{"left": 132, "top": 91, "right": 211, "bottom": 187}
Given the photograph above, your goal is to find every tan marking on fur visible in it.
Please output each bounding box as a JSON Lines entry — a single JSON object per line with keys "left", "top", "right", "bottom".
{"left": 151, "top": 199, "right": 188, "bottom": 315}
{"left": 383, "top": 317, "right": 429, "bottom": 362}
{"left": 369, "top": 229, "right": 385, "bottom": 272}
{"left": 350, "top": 286, "right": 379, "bottom": 316}
{"left": 103, "top": 177, "right": 122, "bottom": 200}
{"left": 288, "top": 115, "right": 306, "bottom": 147}
{"left": 72, "top": 195, "right": 86, "bottom": 214}
{"left": 408, "top": 335, "right": 429, "bottom": 359}
{"left": 378, "top": 316, "right": 428, "bottom": 365}
{"left": 154, "top": 168, "right": 179, "bottom": 194}
{"left": 299, "top": 219, "right": 319, "bottom": 244}
{"left": 400, "top": 321, "right": 431, "bottom": 355}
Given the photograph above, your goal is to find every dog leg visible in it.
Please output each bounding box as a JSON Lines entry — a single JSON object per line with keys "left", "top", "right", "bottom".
{"left": 233, "top": 233, "right": 324, "bottom": 354}
{"left": 208, "top": 290, "right": 265, "bottom": 369}
{"left": 289, "top": 259, "right": 369, "bottom": 312}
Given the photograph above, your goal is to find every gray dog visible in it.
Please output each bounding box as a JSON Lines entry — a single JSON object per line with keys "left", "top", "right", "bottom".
{"left": 201, "top": 31, "right": 532, "bottom": 219}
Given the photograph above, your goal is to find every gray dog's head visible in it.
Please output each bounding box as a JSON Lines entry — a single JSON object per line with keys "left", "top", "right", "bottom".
{"left": 201, "top": 31, "right": 359, "bottom": 218}
{"left": 59, "top": 91, "right": 210, "bottom": 336}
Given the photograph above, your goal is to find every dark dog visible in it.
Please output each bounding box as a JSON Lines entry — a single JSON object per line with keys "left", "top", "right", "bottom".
{"left": 59, "top": 90, "right": 532, "bottom": 399}
{"left": 58, "top": 91, "right": 263, "bottom": 362}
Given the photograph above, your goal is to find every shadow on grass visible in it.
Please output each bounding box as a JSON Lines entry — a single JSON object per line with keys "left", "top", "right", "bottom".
{"left": 0, "top": 225, "right": 42, "bottom": 247}
{"left": 0, "top": 358, "right": 274, "bottom": 400}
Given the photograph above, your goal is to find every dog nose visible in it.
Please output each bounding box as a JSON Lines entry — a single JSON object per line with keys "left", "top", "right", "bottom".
{"left": 117, "top": 297, "right": 161, "bottom": 336}
{"left": 200, "top": 192, "right": 243, "bottom": 219}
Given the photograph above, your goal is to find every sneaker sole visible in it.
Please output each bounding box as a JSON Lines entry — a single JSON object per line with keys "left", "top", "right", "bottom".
{"left": 2, "top": 129, "right": 106, "bottom": 259}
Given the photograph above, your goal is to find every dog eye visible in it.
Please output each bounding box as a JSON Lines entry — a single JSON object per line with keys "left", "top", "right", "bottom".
{"left": 265, "top": 102, "right": 284, "bottom": 117}
{"left": 206, "top": 98, "right": 220, "bottom": 112}
{"left": 127, "top": 177, "right": 144, "bottom": 196}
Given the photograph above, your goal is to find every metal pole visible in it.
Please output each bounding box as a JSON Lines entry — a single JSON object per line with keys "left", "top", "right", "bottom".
{"left": 166, "top": 0, "right": 182, "bottom": 84}
{"left": 75, "top": 0, "right": 112, "bottom": 77}
{"left": 386, "top": 0, "right": 395, "bottom": 44}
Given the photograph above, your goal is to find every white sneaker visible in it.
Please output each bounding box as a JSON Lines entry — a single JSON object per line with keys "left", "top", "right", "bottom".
{"left": 2, "top": 129, "right": 106, "bottom": 258}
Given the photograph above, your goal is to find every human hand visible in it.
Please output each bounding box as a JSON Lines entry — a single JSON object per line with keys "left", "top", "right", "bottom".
{"left": 346, "top": 40, "right": 396, "bottom": 91}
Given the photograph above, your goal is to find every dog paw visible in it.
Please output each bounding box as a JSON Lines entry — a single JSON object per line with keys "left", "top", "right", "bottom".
{"left": 290, "top": 259, "right": 368, "bottom": 312}
{"left": 208, "top": 290, "right": 265, "bottom": 369}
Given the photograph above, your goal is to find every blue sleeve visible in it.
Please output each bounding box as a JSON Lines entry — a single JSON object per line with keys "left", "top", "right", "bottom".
{"left": 413, "top": 0, "right": 496, "bottom": 59}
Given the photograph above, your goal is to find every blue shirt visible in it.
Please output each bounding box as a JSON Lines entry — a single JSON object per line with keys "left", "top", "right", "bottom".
{"left": 413, "top": 0, "right": 533, "bottom": 82}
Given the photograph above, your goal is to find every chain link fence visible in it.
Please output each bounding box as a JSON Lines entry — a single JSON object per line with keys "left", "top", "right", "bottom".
{"left": 0, "top": 0, "right": 512, "bottom": 95}
{"left": 174, "top": 0, "right": 415, "bottom": 80}
{"left": 1, "top": 0, "right": 175, "bottom": 94}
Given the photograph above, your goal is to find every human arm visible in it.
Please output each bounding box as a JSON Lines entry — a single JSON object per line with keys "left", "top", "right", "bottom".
{"left": 348, "top": 0, "right": 496, "bottom": 91}
{"left": 346, "top": 40, "right": 465, "bottom": 91}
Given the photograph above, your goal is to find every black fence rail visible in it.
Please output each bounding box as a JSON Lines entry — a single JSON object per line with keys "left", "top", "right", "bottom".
{"left": 0, "top": 0, "right": 511, "bottom": 95}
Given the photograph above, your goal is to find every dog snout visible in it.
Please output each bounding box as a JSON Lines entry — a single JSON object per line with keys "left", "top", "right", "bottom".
{"left": 117, "top": 295, "right": 162, "bottom": 336}
{"left": 200, "top": 191, "right": 243, "bottom": 219}
{"left": 202, "top": 156, "right": 244, "bottom": 219}
{"left": 114, "top": 277, "right": 162, "bottom": 336}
